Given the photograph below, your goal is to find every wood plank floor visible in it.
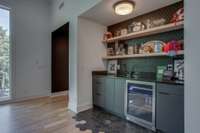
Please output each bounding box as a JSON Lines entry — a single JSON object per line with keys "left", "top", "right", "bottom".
{"left": 0, "top": 96, "right": 93, "bottom": 133}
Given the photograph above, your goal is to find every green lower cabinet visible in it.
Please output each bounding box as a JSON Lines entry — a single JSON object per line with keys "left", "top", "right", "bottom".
{"left": 113, "top": 79, "right": 126, "bottom": 118}
{"left": 156, "top": 83, "right": 184, "bottom": 133}
{"left": 93, "top": 76, "right": 126, "bottom": 118}
{"left": 105, "top": 77, "right": 115, "bottom": 112}
{"left": 104, "top": 77, "right": 126, "bottom": 118}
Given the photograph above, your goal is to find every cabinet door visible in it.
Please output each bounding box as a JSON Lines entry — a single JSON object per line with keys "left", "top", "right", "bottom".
{"left": 93, "top": 76, "right": 105, "bottom": 108}
{"left": 156, "top": 83, "right": 184, "bottom": 133}
{"left": 113, "top": 79, "right": 126, "bottom": 117}
{"left": 105, "top": 77, "right": 115, "bottom": 112}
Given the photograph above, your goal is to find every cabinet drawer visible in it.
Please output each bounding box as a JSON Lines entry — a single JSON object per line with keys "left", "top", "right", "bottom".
{"left": 93, "top": 84, "right": 105, "bottom": 90}
{"left": 157, "top": 83, "right": 183, "bottom": 95}
{"left": 93, "top": 77, "right": 105, "bottom": 94}
{"left": 95, "top": 87, "right": 104, "bottom": 95}
{"left": 93, "top": 77, "right": 105, "bottom": 85}
{"left": 94, "top": 93, "right": 105, "bottom": 108}
{"left": 93, "top": 77, "right": 104, "bottom": 88}
{"left": 93, "top": 76, "right": 105, "bottom": 108}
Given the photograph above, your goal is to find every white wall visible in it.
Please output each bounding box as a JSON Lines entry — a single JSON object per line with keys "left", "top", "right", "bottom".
{"left": 0, "top": 0, "right": 51, "bottom": 99}
{"left": 50, "top": 0, "right": 102, "bottom": 112}
{"left": 77, "top": 17, "right": 106, "bottom": 112}
{"left": 185, "top": 0, "right": 200, "bottom": 133}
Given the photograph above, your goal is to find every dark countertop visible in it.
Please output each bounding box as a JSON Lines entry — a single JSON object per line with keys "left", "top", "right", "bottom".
{"left": 92, "top": 71, "right": 184, "bottom": 85}
{"left": 156, "top": 80, "right": 184, "bottom": 85}
{"left": 92, "top": 70, "right": 107, "bottom": 76}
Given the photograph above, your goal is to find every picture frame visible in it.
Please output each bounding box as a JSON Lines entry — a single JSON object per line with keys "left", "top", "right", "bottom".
{"left": 174, "top": 58, "right": 184, "bottom": 80}
{"left": 107, "top": 60, "right": 118, "bottom": 74}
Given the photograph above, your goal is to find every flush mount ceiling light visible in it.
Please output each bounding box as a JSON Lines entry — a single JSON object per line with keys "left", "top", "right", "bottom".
{"left": 114, "top": 0, "right": 135, "bottom": 16}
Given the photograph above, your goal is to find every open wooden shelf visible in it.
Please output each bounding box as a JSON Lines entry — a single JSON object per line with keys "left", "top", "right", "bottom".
{"left": 103, "top": 21, "right": 184, "bottom": 44}
{"left": 102, "top": 50, "right": 184, "bottom": 60}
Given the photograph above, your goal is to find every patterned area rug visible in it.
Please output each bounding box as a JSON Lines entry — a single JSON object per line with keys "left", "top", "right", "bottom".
{"left": 73, "top": 108, "right": 153, "bottom": 133}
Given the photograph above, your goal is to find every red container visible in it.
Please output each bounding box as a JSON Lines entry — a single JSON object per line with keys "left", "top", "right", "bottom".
{"left": 163, "top": 40, "right": 182, "bottom": 53}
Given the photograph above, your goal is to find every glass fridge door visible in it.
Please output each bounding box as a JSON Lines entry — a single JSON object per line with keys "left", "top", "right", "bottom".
{"left": 127, "top": 83, "right": 153, "bottom": 123}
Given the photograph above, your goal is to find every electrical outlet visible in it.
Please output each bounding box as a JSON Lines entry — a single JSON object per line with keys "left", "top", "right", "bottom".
{"left": 59, "top": 1, "right": 64, "bottom": 10}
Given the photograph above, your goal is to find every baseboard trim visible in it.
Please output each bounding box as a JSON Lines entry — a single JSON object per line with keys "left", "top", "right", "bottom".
{"left": 68, "top": 102, "right": 78, "bottom": 113}
{"left": 0, "top": 94, "right": 50, "bottom": 105}
{"left": 51, "top": 91, "right": 68, "bottom": 97}
{"left": 77, "top": 104, "right": 93, "bottom": 113}
{"left": 0, "top": 96, "right": 11, "bottom": 102}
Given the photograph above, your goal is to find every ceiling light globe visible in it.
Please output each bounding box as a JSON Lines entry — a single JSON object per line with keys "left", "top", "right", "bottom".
{"left": 114, "top": 1, "right": 135, "bottom": 15}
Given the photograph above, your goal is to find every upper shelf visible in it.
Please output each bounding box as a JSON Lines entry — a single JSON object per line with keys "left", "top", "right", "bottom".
{"left": 102, "top": 21, "right": 184, "bottom": 44}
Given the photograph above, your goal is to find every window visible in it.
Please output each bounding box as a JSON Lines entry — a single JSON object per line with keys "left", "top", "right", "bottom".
{"left": 0, "top": 7, "right": 10, "bottom": 100}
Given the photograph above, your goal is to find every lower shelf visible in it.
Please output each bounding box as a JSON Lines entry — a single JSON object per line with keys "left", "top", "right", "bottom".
{"left": 102, "top": 51, "right": 184, "bottom": 60}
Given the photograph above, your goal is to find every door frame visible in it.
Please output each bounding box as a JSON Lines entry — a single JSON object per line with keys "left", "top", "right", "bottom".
{"left": 51, "top": 22, "right": 69, "bottom": 93}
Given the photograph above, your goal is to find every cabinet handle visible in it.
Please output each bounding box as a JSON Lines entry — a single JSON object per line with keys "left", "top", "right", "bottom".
{"left": 96, "top": 93, "right": 101, "bottom": 96}
{"left": 96, "top": 82, "right": 101, "bottom": 85}
{"left": 158, "top": 92, "right": 171, "bottom": 95}
{"left": 159, "top": 92, "right": 181, "bottom": 96}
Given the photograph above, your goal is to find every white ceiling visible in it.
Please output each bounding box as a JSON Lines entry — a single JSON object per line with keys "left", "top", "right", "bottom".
{"left": 80, "top": 0, "right": 181, "bottom": 26}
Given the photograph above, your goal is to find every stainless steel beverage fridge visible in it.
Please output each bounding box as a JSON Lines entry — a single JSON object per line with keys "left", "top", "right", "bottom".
{"left": 125, "top": 80, "right": 156, "bottom": 131}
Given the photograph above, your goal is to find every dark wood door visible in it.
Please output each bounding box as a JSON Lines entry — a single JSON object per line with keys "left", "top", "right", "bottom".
{"left": 52, "top": 23, "right": 69, "bottom": 93}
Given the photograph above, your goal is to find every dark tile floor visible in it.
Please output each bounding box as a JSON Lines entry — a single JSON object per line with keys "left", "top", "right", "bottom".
{"left": 73, "top": 108, "right": 154, "bottom": 133}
